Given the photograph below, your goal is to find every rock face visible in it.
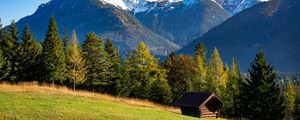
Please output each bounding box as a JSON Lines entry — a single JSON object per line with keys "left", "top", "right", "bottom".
{"left": 16, "top": 0, "right": 180, "bottom": 56}
{"left": 179, "top": 0, "right": 300, "bottom": 72}
{"left": 135, "top": 0, "right": 229, "bottom": 46}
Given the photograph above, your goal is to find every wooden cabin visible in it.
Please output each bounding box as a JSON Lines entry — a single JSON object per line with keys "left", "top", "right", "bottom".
{"left": 174, "top": 92, "right": 225, "bottom": 118}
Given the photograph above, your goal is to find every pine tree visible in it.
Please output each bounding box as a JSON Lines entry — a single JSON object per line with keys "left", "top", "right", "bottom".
{"left": 129, "top": 41, "right": 157, "bottom": 98}
{"left": 150, "top": 78, "right": 172, "bottom": 105}
{"left": 221, "top": 65, "right": 230, "bottom": 88}
{"left": 17, "top": 24, "right": 42, "bottom": 81}
{"left": 192, "top": 43, "right": 208, "bottom": 92}
{"left": 0, "top": 19, "right": 6, "bottom": 80}
{"left": 296, "top": 90, "right": 300, "bottom": 120}
{"left": 66, "top": 31, "right": 87, "bottom": 91}
{"left": 0, "top": 31, "right": 12, "bottom": 80}
{"left": 192, "top": 55, "right": 208, "bottom": 92}
{"left": 284, "top": 80, "right": 296, "bottom": 119}
{"left": 194, "top": 42, "right": 207, "bottom": 62}
{"left": 62, "top": 28, "right": 70, "bottom": 52}
{"left": 240, "top": 50, "right": 285, "bottom": 119}
{"left": 0, "top": 49, "right": 6, "bottom": 80}
{"left": 0, "top": 20, "right": 19, "bottom": 82}
{"left": 114, "top": 51, "right": 134, "bottom": 97}
{"left": 62, "top": 28, "right": 70, "bottom": 62}
{"left": 163, "top": 54, "right": 197, "bottom": 101}
{"left": 82, "top": 32, "right": 108, "bottom": 91}
{"left": 129, "top": 41, "right": 170, "bottom": 101}
{"left": 41, "top": 16, "right": 66, "bottom": 84}
{"left": 207, "top": 48, "right": 226, "bottom": 92}
{"left": 104, "top": 37, "right": 121, "bottom": 93}
{"left": 223, "top": 58, "right": 242, "bottom": 118}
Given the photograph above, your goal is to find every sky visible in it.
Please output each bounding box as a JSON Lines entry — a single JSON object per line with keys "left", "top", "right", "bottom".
{"left": 0, "top": 0, "right": 50, "bottom": 26}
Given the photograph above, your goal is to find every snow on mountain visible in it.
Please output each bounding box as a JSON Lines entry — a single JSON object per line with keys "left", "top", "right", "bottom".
{"left": 99, "top": 0, "right": 271, "bottom": 15}
{"left": 215, "top": 0, "right": 272, "bottom": 15}
{"left": 100, "top": 0, "right": 128, "bottom": 10}
{"left": 99, "top": 0, "right": 197, "bottom": 13}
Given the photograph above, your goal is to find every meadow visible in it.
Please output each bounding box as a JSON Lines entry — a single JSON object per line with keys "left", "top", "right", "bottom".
{"left": 0, "top": 82, "right": 215, "bottom": 120}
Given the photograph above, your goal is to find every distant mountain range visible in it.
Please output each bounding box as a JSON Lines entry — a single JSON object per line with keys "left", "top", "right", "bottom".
{"left": 178, "top": 0, "right": 300, "bottom": 72}
{"left": 16, "top": 0, "right": 180, "bottom": 56}
{"left": 12, "top": 0, "right": 300, "bottom": 72}
{"left": 14, "top": 0, "right": 263, "bottom": 56}
{"left": 135, "top": 0, "right": 229, "bottom": 46}
{"left": 14, "top": 0, "right": 232, "bottom": 56}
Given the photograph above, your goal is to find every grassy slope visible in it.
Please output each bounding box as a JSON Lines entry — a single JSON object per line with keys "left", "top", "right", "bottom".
{"left": 0, "top": 83, "right": 205, "bottom": 120}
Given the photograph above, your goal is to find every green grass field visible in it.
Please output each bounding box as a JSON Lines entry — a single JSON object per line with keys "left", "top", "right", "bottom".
{"left": 0, "top": 83, "right": 212, "bottom": 120}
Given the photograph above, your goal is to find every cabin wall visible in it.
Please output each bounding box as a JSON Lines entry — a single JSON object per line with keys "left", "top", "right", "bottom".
{"left": 180, "top": 107, "right": 200, "bottom": 118}
{"left": 200, "top": 105, "right": 217, "bottom": 118}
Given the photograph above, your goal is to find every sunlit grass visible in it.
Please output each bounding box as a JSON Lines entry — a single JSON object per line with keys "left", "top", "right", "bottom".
{"left": 0, "top": 82, "right": 221, "bottom": 120}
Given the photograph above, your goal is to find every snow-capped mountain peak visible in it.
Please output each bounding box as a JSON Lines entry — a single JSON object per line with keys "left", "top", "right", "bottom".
{"left": 99, "top": 0, "right": 197, "bottom": 13}
{"left": 214, "top": 0, "right": 272, "bottom": 15}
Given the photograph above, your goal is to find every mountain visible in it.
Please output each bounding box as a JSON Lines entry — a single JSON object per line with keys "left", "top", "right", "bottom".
{"left": 16, "top": 0, "right": 179, "bottom": 56}
{"left": 134, "top": 0, "right": 229, "bottom": 46}
{"left": 99, "top": 0, "right": 183, "bottom": 13}
{"left": 215, "top": 0, "right": 270, "bottom": 15}
{"left": 178, "top": 0, "right": 300, "bottom": 72}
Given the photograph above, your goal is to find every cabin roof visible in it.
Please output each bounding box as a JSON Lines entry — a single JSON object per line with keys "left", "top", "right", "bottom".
{"left": 174, "top": 92, "right": 224, "bottom": 108}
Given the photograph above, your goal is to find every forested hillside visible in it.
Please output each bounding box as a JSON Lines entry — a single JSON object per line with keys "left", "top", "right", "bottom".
{"left": 179, "top": 0, "right": 300, "bottom": 72}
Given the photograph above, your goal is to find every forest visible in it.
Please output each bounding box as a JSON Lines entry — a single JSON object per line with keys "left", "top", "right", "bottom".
{"left": 0, "top": 17, "right": 300, "bottom": 119}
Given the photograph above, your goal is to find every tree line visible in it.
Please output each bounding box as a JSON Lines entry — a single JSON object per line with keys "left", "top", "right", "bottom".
{"left": 0, "top": 17, "right": 299, "bottom": 119}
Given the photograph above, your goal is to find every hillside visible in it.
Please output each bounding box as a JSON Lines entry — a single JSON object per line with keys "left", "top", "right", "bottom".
{"left": 0, "top": 83, "right": 202, "bottom": 120}
{"left": 16, "top": 0, "right": 179, "bottom": 56}
{"left": 178, "top": 0, "right": 300, "bottom": 72}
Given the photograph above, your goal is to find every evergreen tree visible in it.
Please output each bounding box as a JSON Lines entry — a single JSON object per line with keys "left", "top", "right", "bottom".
{"left": 114, "top": 51, "right": 135, "bottom": 97}
{"left": 0, "top": 20, "right": 19, "bottom": 82}
{"left": 192, "top": 55, "right": 208, "bottom": 92}
{"left": 62, "top": 28, "right": 70, "bottom": 52}
{"left": 62, "top": 28, "right": 70, "bottom": 62}
{"left": 223, "top": 58, "right": 242, "bottom": 118}
{"left": 104, "top": 37, "right": 121, "bottom": 93}
{"left": 150, "top": 78, "right": 172, "bottom": 105}
{"left": 0, "top": 49, "right": 6, "bottom": 80}
{"left": 41, "top": 16, "right": 66, "bottom": 84}
{"left": 129, "top": 41, "right": 155, "bottom": 98}
{"left": 66, "top": 31, "right": 87, "bottom": 91}
{"left": 0, "top": 49, "right": 4, "bottom": 69}
{"left": 163, "top": 53, "right": 197, "bottom": 101}
{"left": 17, "top": 24, "right": 42, "bottom": 81}
{"left": 240, "top": 50, "right": 285, "bottom": 119}
{"left": 0, "top": 31, "right": 12, "bottom": 80}
{"left": 207, "top": 48, "right": 226, "bottom": 93}
{"left": 82, "top": 32, "right": 108, "bottom": 91}
{"left": 194, "top": 42, "right": 207, "bottom": 62}
{"left": 296, "top": 89, "right": 300, "bottom": 120}
{"left": 191, "top": 43, "right": 208, "bottom": 92}
{"left": 284, "top": 80, "right": 296, "bottom": 120}
{"left": 128, "top": 41, "right": 170, "bottom": 101}
{"left": 0, "top": 19, "right": 6, "bottom": 80}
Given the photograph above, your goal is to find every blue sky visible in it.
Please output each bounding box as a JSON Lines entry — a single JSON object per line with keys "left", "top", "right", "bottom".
{"left": 0, "top": 0, "right": 50, "bottom": 26}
